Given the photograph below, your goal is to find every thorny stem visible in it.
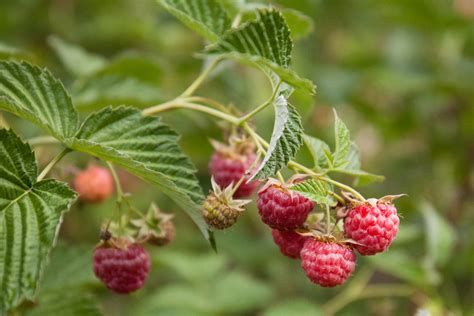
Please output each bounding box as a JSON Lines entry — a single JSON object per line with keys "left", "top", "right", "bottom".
{"left": 37, "top": 148, "right": 71, "bottom": 181}
{"left": 179, "top": 57, "right": 223, "bottom": 98}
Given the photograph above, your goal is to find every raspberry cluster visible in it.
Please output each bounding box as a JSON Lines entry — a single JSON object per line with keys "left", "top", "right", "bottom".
{"left": 253, "top": 180, "right": 400, "bottom": 287}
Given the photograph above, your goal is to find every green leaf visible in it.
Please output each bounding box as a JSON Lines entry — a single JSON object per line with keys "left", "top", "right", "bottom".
{"left": 420, "top": 201, "right": 456, "bottom": 267}
{"left": 345, "top": 142, "right": 360, "bottom": 170}
{"left": 158, "top": 0, "right": 232, "bottom": 42}
{"left": 72, "top": 76, "right": 163, "bottom": 111}
{"left": 135, "top": 272, "right": 272, "bottom": 315}
{"left": 332, "top": 110, "right": 351, "bottom": 168}
{"left": 25, "top": 290, "right": 103, "bottom": 316}
{"left": 0, "top": 130, "right": 77, "bottom": 313}
{"left": 303, "top": 134, "right": 331, "bottom": 170}
{"left": 65, "top": 107, "right": 208, "bottom": 239}
{"left": 329, "top": 141, "right": 385, "bottom": 186}
{"left": 289, "top": 178, "right": 336, "bottom": 206}
{"left": 368, "top": 250, "right": 440, "bottom": 288}
{"left": 40, "top": 245, "right": 97, "bottom": 292}
{"left": 154, "top": 250, "right": 227, "bottom": 283}
{"left": 205, "top": 10, "right": 315, "bottom": 93}
{"left": 0, "top": 43, "right": 31, "bottom": 61}
{"left": 0, "top": 61, "right": 79, "bottom": 140}
{"left": 72, "top": 53, "right": 164, "bottom": 110}
{"left": 263, "top": 299, "right": 323, "bottom": 316}
{"left": 281, "top": 9, "right": 314, "bottom": 40}
{"left": 48, "top": 36, "right": 107, "bottom": 77}
{"left": 251, "top": 96, "right": 303, "bottom": 180}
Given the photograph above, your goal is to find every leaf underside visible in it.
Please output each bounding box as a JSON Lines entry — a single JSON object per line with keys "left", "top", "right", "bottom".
{"left": 251, "top": 96, "right": 303, "bottom": 180}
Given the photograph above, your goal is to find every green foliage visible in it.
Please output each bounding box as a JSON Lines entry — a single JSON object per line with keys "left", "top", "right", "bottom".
{"left": 252, "top": 98, "right": 303, "bottom": 180}
{"left": 281, "top": 9, "right": 314, "bottom": 40}
{"left": 0, "top": 61, "right": 79, "bottom": 140}
{"left": 135, "top": 250, "right": 273, "bottom": 315}
{"left": 25, "top": 291, "right": 103, "bottom": 316}
{"left": 158, "top": 0, "right": 231, "bottom": 42}
{"left": 332, "top": 111, "right": 351, "bottom": 169}
{"left": 303, "top": 134, "right": 331, "bottom": 170}
{"left": 304, "top": 112, "right": 384, "bottom": 186}
{"left": 206, "top": 10, "right": 315, "bottom": 93}
{"left": 48, "top": 36, "right": 107, "bottom": 77}
{"left": 262, "top": 299, "right": 323, "bottom": 316}
{"left": 68, "top": 106, "right": 207, "bottom": 236}
{"left": 0, "top": 60, "right": 207, "bottom": 239}
{"left": 48, "top": 37, "right": 164, "bottom": 110}
{"left": 0, "top": 130, "right": 77, "bottom": 314}
{"left": 289, "top": 178, "right": 336, "bottom": 206}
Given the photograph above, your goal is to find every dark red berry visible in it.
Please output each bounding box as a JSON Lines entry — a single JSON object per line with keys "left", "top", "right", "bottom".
{"left": 257, "top": 184, "right": 314, "bottom": 229}
{"left": 272, "top": 229, "right": 307, "bottom": 259}
{"left": 344, "top": 201, "right": 399, "bottom": 256}
{"left": 209, "top": 151, "right": 259, "bottom": 198}
{"left": 93, "top": 244, "right": 150, "bottom": 294}
{"left": 74, "top": 165, "right": 114, "bottom": 203}
{"left": 300, "top": 239, "right": 356, "bottom": 287}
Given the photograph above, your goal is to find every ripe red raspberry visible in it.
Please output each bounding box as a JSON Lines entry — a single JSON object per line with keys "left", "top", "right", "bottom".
{"left": 209, "top": 148, "right": 259, "bottom": 198}
{"left": 271, "top": 229, "right": 308, "bottom": 259}
{"left": 257, "top": 184, "right": 314, "bottom": 229}
{"left": 93, "top": 243, "right": 150, "bottom": 294}
{"left": 344, "top": 200, "right": 399, "bottom": 255}
{"left": 74, "top": 165, "right": 114, "bottom": 203}
{"left": 300, "top": 239, "right": 356, "bottom": 287}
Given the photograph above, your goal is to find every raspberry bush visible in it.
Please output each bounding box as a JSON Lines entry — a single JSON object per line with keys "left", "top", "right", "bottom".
{"left": 0, "top": 0, "right": 422, "bottom": 315}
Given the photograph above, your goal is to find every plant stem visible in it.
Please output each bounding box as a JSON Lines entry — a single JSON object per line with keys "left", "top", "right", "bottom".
{"left": 237, "top": 81, "right": 282, "bottom": 125}
{"left": 143, "top": 100, "right": 239, "bottom": 125}
{"left": 143, "top": 100, "right": 365, "bottom": 201}
{"left": 106, "top": 162, "right": 123, "bottom": 203}
{"left": 325, "top": 204, "right": 331, "bottom": 234}
{"left": 27, "top": 135, "right": 59, "bottom": 146}
{"left": 183, "top": 96, "right": 231, "bottom": 113}
{"left": 321, "top": 176, "right": 365, "bottom": 201}
{"left": 276, "top": 171, "right": 285, "bottom": 184}
{"left": 37, "top": 148, "right": 71, "bottom": 181}
{"left": 179, "top": 57, "right": 222, "bottom": 98}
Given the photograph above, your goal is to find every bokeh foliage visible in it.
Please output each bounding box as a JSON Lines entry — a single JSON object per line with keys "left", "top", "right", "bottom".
{"left": 0, "top": 0, "right": 473, "bottom": 315}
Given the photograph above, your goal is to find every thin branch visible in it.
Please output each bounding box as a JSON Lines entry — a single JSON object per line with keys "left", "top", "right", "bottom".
{"left": 179, "top": 57, "right": 223, "bottom": 98}
{"left": 37, "top": 148, "right": 71, "bottom": 181}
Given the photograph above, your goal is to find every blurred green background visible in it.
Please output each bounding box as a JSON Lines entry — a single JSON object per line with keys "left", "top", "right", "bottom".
{"left": 1, "top": 0, "right": 473, "bottom": 315}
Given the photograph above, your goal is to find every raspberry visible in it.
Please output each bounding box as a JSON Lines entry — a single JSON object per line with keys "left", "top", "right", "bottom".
{"left": 202, "top": 178, "right": 250, "bottom": 230}
{"left": 209, "top": 141, "right": 259, "bottom": 198}
{"left": 271, "top": 229, "right": 307, "bottom": 259}
{"left": 300, "top": 239, "right": 356, "bottom": 287}
{"left": 344, "top": 200, "right": 399, "bottom": 255}
{"left": 257, "top": 183, "right": 314, "bottom": 230}
{"left": 74, "top": 165, "right": 114, "bottom": 203}
{"left": 93, "top": 243, "right": 150, "bottom": 294}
